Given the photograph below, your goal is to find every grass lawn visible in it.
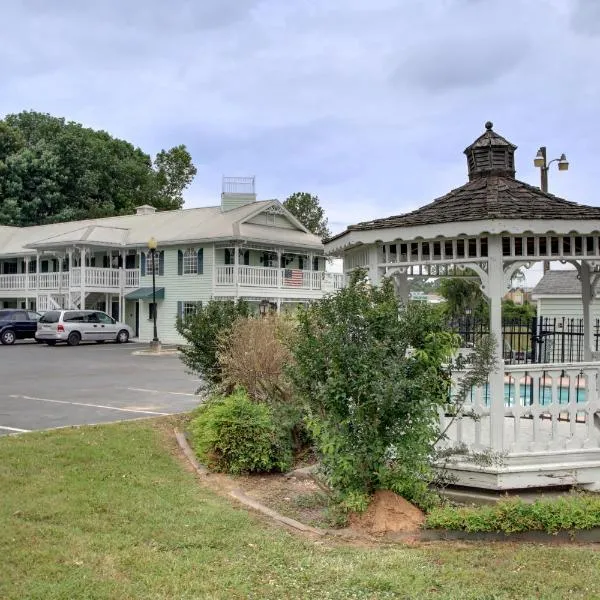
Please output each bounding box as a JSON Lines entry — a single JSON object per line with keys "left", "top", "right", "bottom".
{"left": 1, "top": 419, "right": 599, "bottom": 600}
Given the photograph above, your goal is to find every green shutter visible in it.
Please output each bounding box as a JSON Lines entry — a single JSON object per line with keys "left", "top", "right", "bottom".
{"left": 177, "top": 301, "right": 183, "bottom": 319}
{"left": 178, "top": 250, "right": 183, "bottom": 275}
{"left": 158, "top": 251, "right": 165, "bottom": 276}
{"left": 197, "top": 248, "right": 204, "bottom": 274}
{"left": 140, "top": 253, "right": 146, "bottom": 276}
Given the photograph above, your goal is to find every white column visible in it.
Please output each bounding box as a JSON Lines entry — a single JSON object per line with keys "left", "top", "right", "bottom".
{"left": 367, "top": 244, "right": 383, "bottom": 286}
{"left": 80, "top": 248, "right": 86, "bottom": 310}
{"left": 581, "top": 261, "right": 593, "bottom": 362}
{"left": 392, "top": 272, "right": 410, "bottom": 302}
{"left": 67, "top": 249, "right": 73, "bottom": 308}
{"left": 119, "top": 250, "right": 126, "bottom": 322}
{"left": 487, "top": 235, "right": 505, "bottom": 452}
{"left": 277, "top": 249, "right": 282, "bottom": 289}
{"left": 105, "top": 293, "right": 110, "bottom": 315}
{"left": 234, "top": 244, "right": 239, "bottom": 299}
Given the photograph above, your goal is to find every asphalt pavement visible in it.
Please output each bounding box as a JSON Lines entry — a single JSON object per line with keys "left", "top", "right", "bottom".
{"left": 0, "top": 340, "right": 202, "bottom": 435}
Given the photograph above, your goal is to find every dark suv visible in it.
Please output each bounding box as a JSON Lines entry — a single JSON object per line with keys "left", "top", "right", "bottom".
{"left": 0, "top": 309, "right": 42, "bottom": 345}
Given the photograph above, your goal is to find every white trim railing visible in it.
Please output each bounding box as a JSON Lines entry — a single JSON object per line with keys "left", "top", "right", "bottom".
{"left": 441, "top": 362, "right": 600, "bottom": 456}
{"left": 0, "top": 268, "right": 140, "bottom": 292}
{"left": 215, "top": 266, "right": 345, "bottom": 290}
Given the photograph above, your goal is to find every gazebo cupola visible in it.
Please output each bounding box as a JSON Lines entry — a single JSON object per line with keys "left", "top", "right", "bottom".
{"left": 464, "top": 121, "right": 516, "bottom": 181}
{"left": 326, "top": 122, "right": 600, "bottom": 493}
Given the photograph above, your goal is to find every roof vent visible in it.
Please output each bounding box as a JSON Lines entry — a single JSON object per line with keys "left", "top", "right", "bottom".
{"left": 463, "top": 121, "right": 517, "bottom": 181}
{"left": 221, "top": 176, "right": 256, "bottom": 211}
{"left": 135, "top": 205, "right": 157, "bottom": 216}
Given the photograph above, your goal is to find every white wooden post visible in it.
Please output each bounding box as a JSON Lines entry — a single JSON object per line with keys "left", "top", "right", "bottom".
{"left": 234, "top": 243, "right": 239, "bottom": 299}
{"left": 67, "top": 249, "right": 73, "bottom": 308}
{"left": 367, "top": 244, "right": 382, "bottom": 286}
{"left": 80, "top": 248, "right": 86, "bottom": 310}
{"left": 119, "top": 249, "right": 126, "bottom": 322}
{"left": 487, "top": 235, "right": 505, "bottom": 452}
{"left": 581, "top": 261, "right": 593, "bottom": 362}
{"left": 277, "top": 249, "right": 282, "bottom": 288}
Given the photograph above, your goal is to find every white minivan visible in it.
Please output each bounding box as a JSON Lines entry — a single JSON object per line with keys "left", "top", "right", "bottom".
{"left": 36, "top": 310, "right": 134, "bottom": 346}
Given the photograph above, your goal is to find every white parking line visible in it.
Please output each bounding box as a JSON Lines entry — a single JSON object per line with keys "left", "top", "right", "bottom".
{"left": 8, "top": 395, "right": 170, "bottom": 416}
{"left": 0, "top": 425, "right": 31, "bottom": 433}
{"left": 127, "top": 387, "right": 198, "bottom": 397}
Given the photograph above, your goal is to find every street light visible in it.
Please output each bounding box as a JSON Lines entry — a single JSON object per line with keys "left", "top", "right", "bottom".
{"left": 533, "top": 146, "right": 569, "bottom": 273}
{"left": 147, "top": 237, "right": 160, "bottom": 352}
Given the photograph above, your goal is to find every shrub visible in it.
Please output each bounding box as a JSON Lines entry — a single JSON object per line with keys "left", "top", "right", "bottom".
{"left": 217, "top": 314, "right": 294, "bottom": 403}
{"left": 425, "top": 494, "right": 600, "bottom": 534}
{"left": 189, "top": 388, "right": 292, "bottom": 474}
{"left": 176, "top": 299, "right": 250, "bottom": 386}
{"left": 286, "top": 268, "right": 463, "bottom": 507}
{"left": 218, "top": 314, "right": 310, "bottom": 454}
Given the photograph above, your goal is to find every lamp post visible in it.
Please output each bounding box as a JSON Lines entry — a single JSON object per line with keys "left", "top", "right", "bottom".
{"left": 147, "top": 237, "right": 160, "bottom": 352}
{"left": 259, "top": 299, "right": 269, "bottom": 317}
{"left": 534, "top": 147, "right": 569, "bottom": 274}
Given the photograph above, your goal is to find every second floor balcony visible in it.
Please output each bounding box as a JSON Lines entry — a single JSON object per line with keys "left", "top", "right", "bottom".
{"left": 215, "top": 265, "right": 345, "bottom": 291}
{"left": 0, "top": 268, "right": 140, "bottom": 293}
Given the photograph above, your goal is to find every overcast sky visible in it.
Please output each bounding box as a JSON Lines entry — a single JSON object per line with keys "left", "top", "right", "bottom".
{"left": 3, "top": 0, "right": 599, "bottom": 283}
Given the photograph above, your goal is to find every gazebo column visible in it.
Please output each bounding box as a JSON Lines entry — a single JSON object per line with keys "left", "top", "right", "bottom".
{"left": 487, "top": 235, "right": 506, "bottom": 452}
{"left": 580, "top": 261, "right": 593, "bottom": 361}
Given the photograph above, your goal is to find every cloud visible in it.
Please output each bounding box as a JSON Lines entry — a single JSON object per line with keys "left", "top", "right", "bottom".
{"left": 394, "top": 35, "right": 530, "bottom": 92}
{"left": 570, "top": 0, "right": 600, "bottom": 36}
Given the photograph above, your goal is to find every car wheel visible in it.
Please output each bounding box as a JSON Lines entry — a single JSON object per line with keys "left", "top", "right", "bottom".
{"left": 0, "top": 330, "right": 16, "bottom": 345}
{"left": 67, "top": 331, "right": 81, "bottom": 346}
{"left": 116, "top": 329, "right": 129, "bottom": 344}
{"left": 46, "top": 340, "right": 57, "bottom": 346}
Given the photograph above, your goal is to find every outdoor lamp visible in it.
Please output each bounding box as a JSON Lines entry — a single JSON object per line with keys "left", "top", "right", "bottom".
{"left": 533, "top": 149, "right": 545, "bottom": 168}
{"left": 259, "top": 299, "right": 269, "bottom": 317}
{"left": 147, "top": 237, "right": 158, "bottom": 251}
{"left": 147, "top": 236, "right": 160, "bottom": 351}
{"left": 558, "top": 153, "right": 569, "bottom": 171}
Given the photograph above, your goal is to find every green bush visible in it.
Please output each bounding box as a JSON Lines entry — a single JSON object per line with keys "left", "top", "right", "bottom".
{"left": 176, "top": 299, "right": 250, "bottom": 386}
{"left": 286, "top": 268, "right": 465, "bottom": 507}
{"left": 425, "top": 494, "right": 600, "bottom": 534}
{"left": 189, "top": 388, "right": 292, "bottom": 475}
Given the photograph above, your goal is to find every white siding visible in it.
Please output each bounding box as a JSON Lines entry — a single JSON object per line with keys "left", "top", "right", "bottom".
{"left": 538, "top": 297, "right": 600, "bottom": 320}
{"left": 246, "top": 212, "right": 295, "bottom": 229}
{"left": 137, "top": 245, "right": 214, "bottom": 344}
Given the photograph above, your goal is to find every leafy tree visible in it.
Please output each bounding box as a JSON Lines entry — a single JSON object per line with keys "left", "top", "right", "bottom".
{"left": 283, "top": 192, "right": 331, "bottom": 239}
{"left": 154, "top": 145, "right": 197, "bottom": 206}
{"left": 0, "top": 111, "right": 197, "bottom": 226}
{"left": 286, "top": 269, "right": 465, "bottom": 508}
{"left": 176, "top": 299, "right": 251, "bottom": 387}
{"left": 438, "top": 276, "right": 489, "bottom": 320}
{"left": 502, "top": 299, "right": 536, "bottom": 321}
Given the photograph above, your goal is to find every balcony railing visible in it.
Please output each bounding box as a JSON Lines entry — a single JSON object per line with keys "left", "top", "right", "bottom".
{"left": 215, "top": 265, "right": 345, "bottom": 291}
{"left": 0, "top": 268, "right": 139, "bottom": 292}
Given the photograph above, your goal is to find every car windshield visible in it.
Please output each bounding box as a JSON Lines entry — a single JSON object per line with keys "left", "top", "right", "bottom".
{"left": 38, "top": 311, "right": 60, "bottom": 324}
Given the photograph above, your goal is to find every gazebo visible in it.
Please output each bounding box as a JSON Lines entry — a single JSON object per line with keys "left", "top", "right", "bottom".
{"left": 325, "top": 122, "right": 600, "bottom": 491}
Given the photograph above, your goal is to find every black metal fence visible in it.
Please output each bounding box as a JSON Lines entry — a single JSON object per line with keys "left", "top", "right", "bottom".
{"left": 451, "top": 316, "right": 600, "bottom": 365}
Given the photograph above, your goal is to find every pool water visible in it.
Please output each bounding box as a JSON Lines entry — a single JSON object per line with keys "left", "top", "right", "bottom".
{"left": 470, "top": 384, "right": 587, "bottom": 406}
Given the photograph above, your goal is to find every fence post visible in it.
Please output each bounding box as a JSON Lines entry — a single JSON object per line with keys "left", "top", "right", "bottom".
{"left": 530, "top": 316, "right": 538, "bottom": 364}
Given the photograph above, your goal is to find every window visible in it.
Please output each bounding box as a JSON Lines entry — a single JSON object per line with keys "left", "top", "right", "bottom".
{"left": 63, "top": 311, "right": 85, "bottom": 323}
{"left": 39, "top": 311, "right": 60, "bottom": 324}
{"left": 266, "top": 213, "right": 275, "bottom": 225}
{"left": 146, "top": 252, "right": 159, "bottom": 275}
{"left": 179, "top": 301, "right": 201, "bottom": 319}
{"left": 94, "top": 311, "right": 115, "bottom": 324}
{"left": 27, "top": 311, "right": 41, "bottom": 321}
{"left": 183, "top": 248, "right": 198, "bottom": 274}
{"left": 10, "top": 311, "right": 26, "bottom": 322}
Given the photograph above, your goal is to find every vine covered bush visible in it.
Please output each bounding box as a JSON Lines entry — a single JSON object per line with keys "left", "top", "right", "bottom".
{"left": 286, "top": 269, "right": 466, "bottom": 508}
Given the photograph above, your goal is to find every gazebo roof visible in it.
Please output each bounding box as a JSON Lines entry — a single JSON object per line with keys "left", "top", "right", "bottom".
{"left": 328, "top": 122, "right": 600, "bottom": 242}
{"left": 343, "top": 175, "right": 600, "bottom": 233}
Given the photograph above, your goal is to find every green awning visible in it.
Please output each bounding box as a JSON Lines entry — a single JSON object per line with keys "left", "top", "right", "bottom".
{"left": 125, "top": 287, "right": 165, "bottom": 301}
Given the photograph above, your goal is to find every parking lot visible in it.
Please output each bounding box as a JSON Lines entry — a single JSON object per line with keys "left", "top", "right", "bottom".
{"left": 0, "top": 341, "right": 201, "bottom": 436}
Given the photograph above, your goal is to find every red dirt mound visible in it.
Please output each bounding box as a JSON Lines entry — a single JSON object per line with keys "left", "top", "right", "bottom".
{"left": 349, "top": 490, "right": 425, "bottom": 535}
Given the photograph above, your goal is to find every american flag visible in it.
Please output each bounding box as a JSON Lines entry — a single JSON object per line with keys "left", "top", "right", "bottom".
{"left": 284, "top": 269, "right": 303, "bottom": 287}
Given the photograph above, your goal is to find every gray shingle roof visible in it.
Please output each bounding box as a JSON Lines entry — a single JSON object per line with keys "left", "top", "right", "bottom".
{"left": 532, "top": 270, "right": 581, "bottom": 296}
{"left": 339, "top": 176, "right": 600, "bottom": 235}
